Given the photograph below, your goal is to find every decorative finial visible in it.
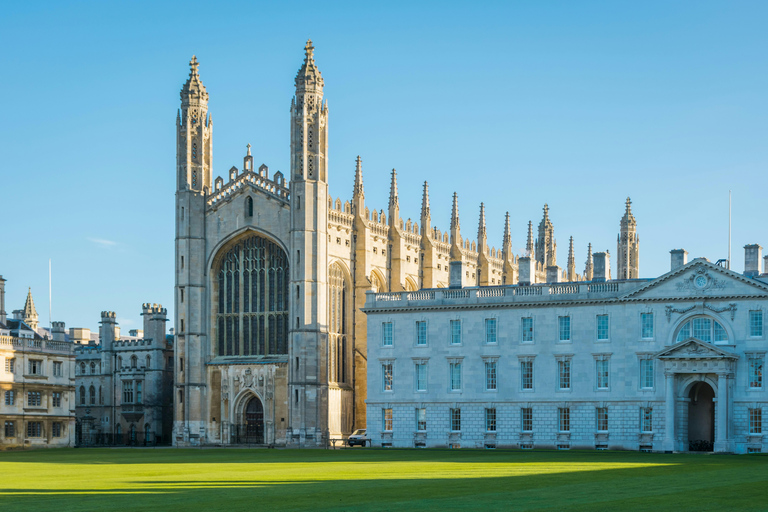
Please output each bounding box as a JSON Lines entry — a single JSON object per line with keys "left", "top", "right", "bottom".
{"left": 543, "top": 203, "right": 549, "bottom": 217}
{"left": 305, "top": 39, "right": 314, "bottom": 59}
{"left": 190, "top": 55, "right": 199, "bottom": 73}
{"left": 247, "top": 143, "right": 252, "bottom": 156}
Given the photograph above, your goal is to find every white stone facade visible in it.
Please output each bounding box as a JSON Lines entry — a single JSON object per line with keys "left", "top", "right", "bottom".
{"left": 365, "top": 256, "right": 768, "bottom": 453}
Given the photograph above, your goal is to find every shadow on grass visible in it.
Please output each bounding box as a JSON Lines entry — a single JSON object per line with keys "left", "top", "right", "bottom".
{"left": 1, "top": 455, "right": 767, "bottom": 512}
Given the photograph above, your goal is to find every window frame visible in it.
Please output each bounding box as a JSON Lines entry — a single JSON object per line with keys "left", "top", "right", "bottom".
{"left": 640, "top": 358, "right": 655, "bottom": 390}
{"left": 558, "top": 407, "right": 570, "bottom": 432}
{"left": 521, "top": 407, "right": 533, "bottom": 432}
{"left": 449, "top": 360, "right": 462, "bottom": 391}
{"left": 557, "top": 358, "right": 572, "bottom": 390}
{"left": 450, "top": 319, "right": 462, "bottom": 345}
{"left": 485, "top": 318, "right": 498, "bottom": 344}
{"left": 382, "top": 408, "right": 393, "bottom": 432}
{"left": 640, "top": 312, "right": 654, "bottom": 340}
{"left": 595, "top": 358, "right": 610, "bottom": 390}
{"left": 749, "top": 408, "right": 762, "bottom": 434}
{"left": 640, "top": 407, "right": 653, "bottom": 433}
{"left": 450, "top": 407, "right": 461, "bottom": 432}
{"left": 596, "top": 407, "right": 609, "bottom": 432}
{"left": 382, "top": 362, "right": 394, "bottom": 392}
{"left": 414, "top": 361, "right": 427, "bottom": 392}
{"left": 748, "top": 355, "right": 764, "bottom": 389}
{"left": 596, "top": 314, "right": 609, "bottom": 341}
{"left": 749, "top": 310, "right": 764, "bottom": 338}
{"left": 520, "top": 358, "right": 534, "bottom": 391}
{"left": 416, "top": 408, "right": 427, "bottom": 432}
{"left": 558, "top": 316, "right": 571, "bottom": 342}
{"left": 382, "top": 321, "right": 394, "bottom": 347}
{"left": 415, "top": 320, "right": 428, "bottom": 346}
{"left": 485, "top": 408, "right": 497, "bottom": 432}
{"left": 521, "top": 317, "right": 534, "bottom": 343}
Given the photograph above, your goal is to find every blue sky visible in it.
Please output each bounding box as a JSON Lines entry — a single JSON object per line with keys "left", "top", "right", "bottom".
{"left": 1, "top": 1, "right": 766, "bottom": 331}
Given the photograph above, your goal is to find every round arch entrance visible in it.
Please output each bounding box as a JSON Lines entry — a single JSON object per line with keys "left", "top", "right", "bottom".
{"left": 688, "top": 381, "right": 715, "bottom": 452}
{"left": 245, "top": 396, "right": 264, "bottom": 444}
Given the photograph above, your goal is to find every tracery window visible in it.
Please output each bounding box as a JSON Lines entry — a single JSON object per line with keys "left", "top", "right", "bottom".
{"left": 216, "top": 234, "right": 289, "bottom": 357}
{"left": 328, "top": 263, "right": 349, "bottom": 383}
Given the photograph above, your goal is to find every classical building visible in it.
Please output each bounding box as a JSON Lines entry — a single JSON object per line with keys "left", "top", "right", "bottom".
{"left": 173, "top": 41, "right": 636, "bottom": 446}
{"left": 74, "top": 305, "right": 173, "bottom": 446}
{"left": 364, "top": 246, "right": 768, "bottom": 453}
{"left": 0, "top": 279, "right": 76, "bottom": 448}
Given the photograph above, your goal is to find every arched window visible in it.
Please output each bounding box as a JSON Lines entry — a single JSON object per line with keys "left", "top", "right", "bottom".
{"left": 328, "top": 263, "right": 349, "bottom": 384}
{"left": 89, "top": 385, "right": 96, "bottom": 405}
{"left": 245, "top": 197, "right": 254, "bottom": 218}
{"left": 90, "top": 362, "right": 96, "bottom": 375}
{"left": 146, "top": 355, "right": 151, "bottom": 369}
{"left": 117, "top": 356, "right": 122, "bottom": 369}
{"left": 80, "top": 362, "right": 86, "bottom": 375}
{"left": 144, "top": 423, "right": 151, "bottom": 445}
{"left": 215, "top": 234, "right": 289, "bottom": 357}
{"left": 79, "top": 386, "right": 85, "bottom": 406}
{"left": 676, "top": 316, "right": 729, "bottom": 344}
{"left": 130, "top": 424, "right": 136, "bottom": 443}
{"left": 371, "top": 272, "right": 384, "bottom": 293}
{"left": 131, "top": 356, "right": 137, "bottom": 369}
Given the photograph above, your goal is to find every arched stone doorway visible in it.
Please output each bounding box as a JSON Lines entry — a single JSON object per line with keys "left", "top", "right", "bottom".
{"left": 245, "top": 396, "right": 264, "bottom": 444}
{"left": 688, "top": 381, "right": 715, "bottom": 451}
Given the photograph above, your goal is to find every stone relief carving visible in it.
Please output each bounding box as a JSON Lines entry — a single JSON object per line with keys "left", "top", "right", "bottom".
{"left": 704, "top": 302, "right": 738, "bottom": 320}
{"left": 675, "top": 268, "right": 726, "bottom": 294}
{"left": 665, "top": 304, "right": 695, "bottom": 321}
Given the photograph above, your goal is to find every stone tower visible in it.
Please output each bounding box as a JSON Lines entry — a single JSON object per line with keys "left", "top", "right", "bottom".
{"left": 289, "top": 39, "right": 331, "bottom": 442}
{"left": 535, "top": 204, "right": 556, "bottom": 268}
{"left": 174, "top": 55, "right": 212, "bottom": 442}
{"left": 617, "top": 197, "right": 639, "bottom": 279}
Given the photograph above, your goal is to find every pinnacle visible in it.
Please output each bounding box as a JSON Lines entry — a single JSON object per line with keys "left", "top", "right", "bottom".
{"left": 389, "top": 169, "right": 399, "bottom": 209}
{"left": 421, "top": 181, "right": 431, "bottom": 219}
{"left": 181, "top": 54, "right": 208, "bottom": 103}
{"left": 353, "top": 156, "right": 364, "bottom": 198}
{"left": 23, "top": 288, "right": 37, "bottom": 319}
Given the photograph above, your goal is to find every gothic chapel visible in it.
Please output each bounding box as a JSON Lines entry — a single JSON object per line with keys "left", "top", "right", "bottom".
{"left": 173, "top": 42, "right": 639, "bottom": 446}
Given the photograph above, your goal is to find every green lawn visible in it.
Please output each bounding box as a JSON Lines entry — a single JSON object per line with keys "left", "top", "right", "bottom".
{"left": 0, "top": 448, "right": 765, "bottom": 511}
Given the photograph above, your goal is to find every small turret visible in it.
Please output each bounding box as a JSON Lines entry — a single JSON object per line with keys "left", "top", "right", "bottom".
{"left": 244, "top": 143, "right": 253, "bottom": 173}
{"left": 142, "top": 303, "right": 168, "bottom": 346}
{"left": 99, "top": 311, "right": 119, "bottom": 351}
{"left": 420, "top": 181, "right": 431, "bottom": 237}
{"left": 23, "top": 288, "right": 39, "bottom": 332}
{"left": 526, "top": 221, "right": 535, "bottom": 259}
{"left": 51, "top": 321, "right": 66, "bottom": 342}
{"left": 352, "top": 156, "right": 365, "bottom": 217}
{"left": 617, "top": 197, "right": 640, "bottom": 279}
{"left": 567, "top": 236, "right": 576, "bottom": 282}
{"left": 584, "top": 243, "right": 594, "bottom": 281}
{"left": 536, "top": 204, "right": 556, "bottom": 268}
{"left": 388, "top": 169, "right": 400, "bottom": 229}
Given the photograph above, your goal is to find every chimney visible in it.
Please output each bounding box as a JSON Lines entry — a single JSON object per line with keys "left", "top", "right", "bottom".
{"left": 518, "top": 257, "right": 536, "bottom": 285}
{"left": 546, "top": 265, "right": 561, "bottom": 284}
{"left": 593, "top": 252, "right": 610, "bottom": 282}
{"left": 763, "top": 255, "right": 768, "bottom": 276}
{"left": 744, "top": 244, "right": 763, "bottom": 278}
{"left": 51, "top": 321, "right": 66, "bottom": 342}
{"left": 670, "top": 249, "right": 688, "bottom": 271}
{"left": 449, "top": 261, "right": 465, "bottom": 289}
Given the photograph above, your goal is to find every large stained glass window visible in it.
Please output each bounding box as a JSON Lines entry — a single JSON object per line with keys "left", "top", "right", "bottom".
{"left": 216, "top": 234, "right": 289, "bottom": 357}
{"left": 328, "top": 263, "right": 349, "bottom": 384}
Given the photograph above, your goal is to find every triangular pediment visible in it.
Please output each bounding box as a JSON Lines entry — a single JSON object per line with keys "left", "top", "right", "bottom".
{"left": 622, "top": 259, "right": 768, "bottom": 301}
{"left": 655, "top": 338, "right": 738, "bottom": 360}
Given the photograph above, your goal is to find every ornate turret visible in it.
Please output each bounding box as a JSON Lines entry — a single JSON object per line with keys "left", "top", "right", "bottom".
{"left": 420, "top": 181, "right": 431, "bottom": 237}
{"left": 177, "top": 55, "right": 213, "bottom": 192}
{"left": 23, "top": 288, "right": 38, "bottom": 332}
{"left": 352, "top": 156, "right": 364, "bottom": 217}
{"left": 617, "top": 197, "right": 639, "bottom": 279}
{"left": 526, "top": 221, "right": 535, "bottom": 259}
{"left": 450, "top": 193, "right": 461, "bottom": 246}
{"left": 291, "top": 40, "right": 328, "bottom": 182}
{"left": 477, "top": 203, "right": 487, "bottom": 251}
{"left": 567, "top": 236, "right": 576, "bottom": 281}
{"left": 388, "top": 169, "right": 400, "bottom": 228}
{"left": 535, "top": 204, "right": 556, "bottom": 268}
{"left": 501, "top": 212, "right": 517, "bottom": 285}
{"left": 584, "top": 243, "right": 594, "bottom": 281}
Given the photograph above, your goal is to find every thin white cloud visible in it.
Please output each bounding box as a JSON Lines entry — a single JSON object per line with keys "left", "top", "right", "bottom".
{"left": 88, "top": 237, "right": 118, "bottom": 248}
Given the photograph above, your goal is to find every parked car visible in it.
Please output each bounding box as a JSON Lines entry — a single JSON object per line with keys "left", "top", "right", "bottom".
{"left": 347, "top": 429, "right": 370, "bottom": 447}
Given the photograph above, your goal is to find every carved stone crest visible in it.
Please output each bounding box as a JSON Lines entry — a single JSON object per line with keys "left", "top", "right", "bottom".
{"left": 676, "top": 268, "right": 726, "bottom": 294}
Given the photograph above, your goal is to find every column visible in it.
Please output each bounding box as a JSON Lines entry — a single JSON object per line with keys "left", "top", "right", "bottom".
{"left": 714, "top": 373, "right": 728, "bottom": 452}
{"left": 664, "top": 372, "right": 675, "bottom": 452}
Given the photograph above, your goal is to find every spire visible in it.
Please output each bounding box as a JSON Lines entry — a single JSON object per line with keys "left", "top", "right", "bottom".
{"left": 420, "top": 181, "right": 431, "bottom": 222}
{"left": 450, "top": 192, "right": 460, "bottom": 234}
{"left": 567, "top": 236, "right": 576, "bottom": 281}
{"left": 180, "top": 55, "right": 208, "bottom": 106}
{"left": 536, "top": 203, "right": 556, "bottom": 267}
{"left": 353, "top": 156, "right": 364, "bottom": 197}
{"left": 295, "top": 39, "right": 324, "bottom": 95}
{"left": 477, "top": 203, "right": 487, "bottom": 244}
{"left": 502, "top": 212, "right": 512, "bottom": 261}
{"left": 526, "top": 220, "right": 534, "bottom": 258}
{"left": 622, "top": 197, "right": 635, "bottom": 223}
{"left": 23, "top": 288, "right": 39, "bottom": 331}
{"left": 389, "top": 169, "right": 399, "bottom": 210}
{"left": 617, "top": 197, "right": 639, "bottom": 279}
{"left": 584, "top": 243, "right": 594, "bottom": 281}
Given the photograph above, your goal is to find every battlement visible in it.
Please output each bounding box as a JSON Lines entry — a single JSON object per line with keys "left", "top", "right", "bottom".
{"left": 100, "top": 311, "right": 117, "bottom": 321}
{"left": 114, "top": 338, "right": 155, "bottom": 348}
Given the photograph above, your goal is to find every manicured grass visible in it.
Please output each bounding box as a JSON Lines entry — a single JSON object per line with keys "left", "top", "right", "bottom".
{"left": 0, "top": 448, "right": 766, "bottom": 511}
